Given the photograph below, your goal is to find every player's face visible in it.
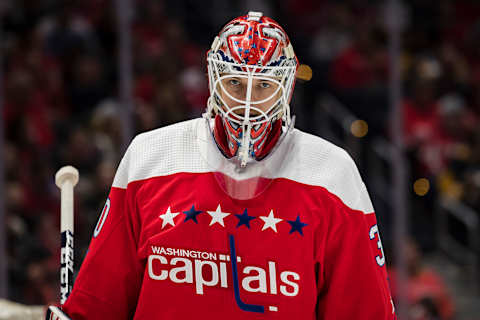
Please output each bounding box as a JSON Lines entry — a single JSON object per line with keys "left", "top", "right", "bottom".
{"left": 218, "top": 75, "right": 281, "bottom": 116}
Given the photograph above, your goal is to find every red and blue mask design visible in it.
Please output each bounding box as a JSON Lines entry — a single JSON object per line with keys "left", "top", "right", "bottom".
{"left": 206, "top": 12, "right": 298, "bottom": 166}
{"left": 213, "top": 114, "right": 283, "bottom": 161}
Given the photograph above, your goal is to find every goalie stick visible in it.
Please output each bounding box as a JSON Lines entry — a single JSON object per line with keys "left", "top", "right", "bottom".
{"left": 46, "top": 306, "right": 72, "bottom": 320}
{"left": 56, "top": 166, "right": 79, "bottom": 305}
{"left": 45, "top": 166, "right": 79, "bottom": 320}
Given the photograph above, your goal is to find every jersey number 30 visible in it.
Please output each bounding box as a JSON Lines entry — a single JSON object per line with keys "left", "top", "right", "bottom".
{"left": 369, "top": 224, "right": 385, "bottom": 267}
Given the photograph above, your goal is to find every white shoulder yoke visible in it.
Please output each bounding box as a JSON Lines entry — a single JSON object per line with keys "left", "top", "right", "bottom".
{"left": 283, "top": 129, "right": 374, "bottom": 213}
{"left": 112, "top": 118, "right": 374, "bottom": 213}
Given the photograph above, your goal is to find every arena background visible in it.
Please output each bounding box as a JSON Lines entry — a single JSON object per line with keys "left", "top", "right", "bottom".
{"left": 0, "top": 0, "right": 480, "bottom": 319}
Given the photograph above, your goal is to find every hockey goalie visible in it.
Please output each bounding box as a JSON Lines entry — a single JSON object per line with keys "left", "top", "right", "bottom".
{"left": 48, "top": 11, "right": 396, "bottom": 320}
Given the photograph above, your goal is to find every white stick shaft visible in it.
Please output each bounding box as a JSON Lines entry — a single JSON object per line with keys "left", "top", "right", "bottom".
{"left": 60, "top": 179, "right": 75, "bottom": 305}
{"left": 55, "top": 165, "right": 79, "bottom": 306}
{"left": 60, "top": 180, "right": 74, "bottom": 234}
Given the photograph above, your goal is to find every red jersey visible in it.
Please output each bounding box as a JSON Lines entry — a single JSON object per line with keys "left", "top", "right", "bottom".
{"left": 63, "top": 118, "right": 396, "bottom": 319}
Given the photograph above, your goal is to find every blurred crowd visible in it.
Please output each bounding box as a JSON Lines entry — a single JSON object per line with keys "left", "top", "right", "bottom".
{"left": 2, "top": 0, "right": 480, "bottom": 319}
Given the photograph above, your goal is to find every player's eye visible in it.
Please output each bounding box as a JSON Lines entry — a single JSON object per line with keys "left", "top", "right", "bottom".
{"left": 259, "top": 81, "right": 271, "bottom": 89}
{"left": 229, "top": 79, "right": 241, "bottom": 86}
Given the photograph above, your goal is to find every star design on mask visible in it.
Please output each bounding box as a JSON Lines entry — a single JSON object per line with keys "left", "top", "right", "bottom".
{"left": 259, "top": 210, "right": 283, "bottom": 233}
{"left": 159, "top": 207, "right": 180, "bottom": 229}
{"left": 207, "top": 204, "right": 231, "bottom": 227}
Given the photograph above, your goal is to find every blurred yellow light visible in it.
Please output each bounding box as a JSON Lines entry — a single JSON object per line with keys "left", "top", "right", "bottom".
{"left": 296, "top": 64, "right": 313, "bottom": 81}
{"left": 413, "top": 178, "right": 430, "bottom": 196}
{"left": 350, "top": 120, "right": 368, "bottom": 138}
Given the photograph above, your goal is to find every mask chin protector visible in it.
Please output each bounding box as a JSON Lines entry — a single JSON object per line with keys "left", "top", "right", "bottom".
{"left": 213, "top": 114, "right": 282, "bottom": 162}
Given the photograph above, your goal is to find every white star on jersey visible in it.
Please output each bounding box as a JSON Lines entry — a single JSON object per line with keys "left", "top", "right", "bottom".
{"left": 259, "top": 210, "right": 283, "bottom": 233}
{"left": 207, "top": 204, "right": 230, "bottom": 227}
{"left": 159, "top": 207, "right": 180, "bottom": 229}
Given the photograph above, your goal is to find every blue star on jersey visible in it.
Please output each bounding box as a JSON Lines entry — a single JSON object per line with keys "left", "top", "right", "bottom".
{"left": 287, "top": 215, "right": 308, "bottom": 236}
{"left": 183, "top": 205, "right": 203, "bottom": 223}
{"left": 235, "top": 209, "right": 256, "bottom": 229}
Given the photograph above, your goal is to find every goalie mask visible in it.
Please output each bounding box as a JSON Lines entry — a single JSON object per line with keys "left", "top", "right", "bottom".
{"left": 205, "top": 11, "right": 298, "bottom": 168}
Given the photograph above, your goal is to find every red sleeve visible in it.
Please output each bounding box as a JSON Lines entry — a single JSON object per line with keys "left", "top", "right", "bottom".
{"left": 316, "top": 200, "right": 396, "bottom": 320}
{"left": 62, "top": 186, "right": 143, "bottom": 320}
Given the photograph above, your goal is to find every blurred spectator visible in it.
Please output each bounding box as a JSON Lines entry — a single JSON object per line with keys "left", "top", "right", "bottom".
{"left": 68, "top": 53, "right": 109, "bottom": 116}
{"left": 330, "top": 21, "right": 388, "bottom": 90}
{"left": 403, "top": 58, "right": 447, "bottom": 176}
{"left": 4, "top": 67, "right": 55, "bottom": 149}
{"left": 389, "top": 239, "right": 455, "bottom": 320}
{"left": 328, "top": 16, "right": 389, "bottom": 135}
{"left": 90, "top": 99, "right": 124, "bottom": 162}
